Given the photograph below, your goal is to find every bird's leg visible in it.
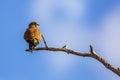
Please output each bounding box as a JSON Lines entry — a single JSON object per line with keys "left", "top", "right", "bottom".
{"left": 29, "top": 44, "right": 33, "bottom": 53}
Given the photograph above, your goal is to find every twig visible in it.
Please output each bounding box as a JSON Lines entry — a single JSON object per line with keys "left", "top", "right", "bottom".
{"left": 62, "top": 44, "right": 67, "bottom": 48}
{"left": 90, "top": 44, "right": 94, "bottom": 54}
{"left": 41, "top": 34, "right": 48, "bottom": 48}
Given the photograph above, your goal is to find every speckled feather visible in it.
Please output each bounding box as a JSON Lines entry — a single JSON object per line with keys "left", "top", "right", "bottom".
{"left": 24, "top": 25, "right": 41, "bottom": 45}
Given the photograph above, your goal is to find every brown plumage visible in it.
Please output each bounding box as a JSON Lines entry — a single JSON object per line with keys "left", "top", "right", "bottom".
{"left": 24, "top": 22, "right": 42, "bottom": 51}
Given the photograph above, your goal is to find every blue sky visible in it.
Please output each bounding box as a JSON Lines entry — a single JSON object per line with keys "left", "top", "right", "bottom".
{"left": 0, "top": 0, "right": 120, "bottom": 80}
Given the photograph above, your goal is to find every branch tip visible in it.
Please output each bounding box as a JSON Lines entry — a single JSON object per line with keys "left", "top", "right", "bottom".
{"left": 90, "top": 44, "right": 93, "bottom": 53}
{"left": 62, "top": 44, "right": 67, "bottom": 49}
{"left": 41, "top": 34, "right": 48, "bottom": 48}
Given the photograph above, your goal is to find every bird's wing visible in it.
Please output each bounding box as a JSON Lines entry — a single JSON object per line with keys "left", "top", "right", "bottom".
{"left": 24, "top": 28, "right": 31, "bottom": 41}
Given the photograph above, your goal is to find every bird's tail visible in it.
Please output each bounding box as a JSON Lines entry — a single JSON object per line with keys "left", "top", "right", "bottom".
{"left": 27, "top": 39, "right": 39, "bottom": 53}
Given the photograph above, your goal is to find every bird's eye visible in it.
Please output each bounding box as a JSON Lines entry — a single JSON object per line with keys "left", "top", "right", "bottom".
{"left": 37, "top": 24, "right": 39, "bottom": 26}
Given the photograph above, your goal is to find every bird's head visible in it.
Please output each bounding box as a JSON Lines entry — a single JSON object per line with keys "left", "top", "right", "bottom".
{"left": 29, "top": 21, "right": 39, "bottom": 28}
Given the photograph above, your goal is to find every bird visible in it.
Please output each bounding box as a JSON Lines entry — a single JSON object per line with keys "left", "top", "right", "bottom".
{"left": 24, "top": 21, "right": 42, "bottom": 52}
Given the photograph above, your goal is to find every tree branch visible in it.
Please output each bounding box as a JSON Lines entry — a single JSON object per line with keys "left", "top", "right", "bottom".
{"left": 26, "top": 45, "right": 120, "bottom": 77}
{"left": 41, "top": 34, "right": 48, "bottom": 48}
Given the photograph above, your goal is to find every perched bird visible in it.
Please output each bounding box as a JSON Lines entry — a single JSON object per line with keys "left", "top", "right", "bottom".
{"left": 24, "top": 21, "right": 42, "bottom": 52}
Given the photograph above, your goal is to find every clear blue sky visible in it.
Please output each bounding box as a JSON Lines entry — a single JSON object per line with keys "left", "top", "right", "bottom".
{"left": 0, "top": 0, "right": 120, "bottom": 80}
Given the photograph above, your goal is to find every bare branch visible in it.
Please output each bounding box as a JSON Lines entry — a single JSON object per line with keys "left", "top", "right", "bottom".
{"left": 41, "top": 34, "right": 48, "bottom": 48}
{"left": 88, "top": 45, "right": 120, "bottom": 77}
{"left": 26, "top": 45, "right": 120, "bottom": 77}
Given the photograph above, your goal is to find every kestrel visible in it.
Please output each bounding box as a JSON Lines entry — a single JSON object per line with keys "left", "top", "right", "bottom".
{"left": 24, "top": 21, "right": 42, "bottom": 51}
